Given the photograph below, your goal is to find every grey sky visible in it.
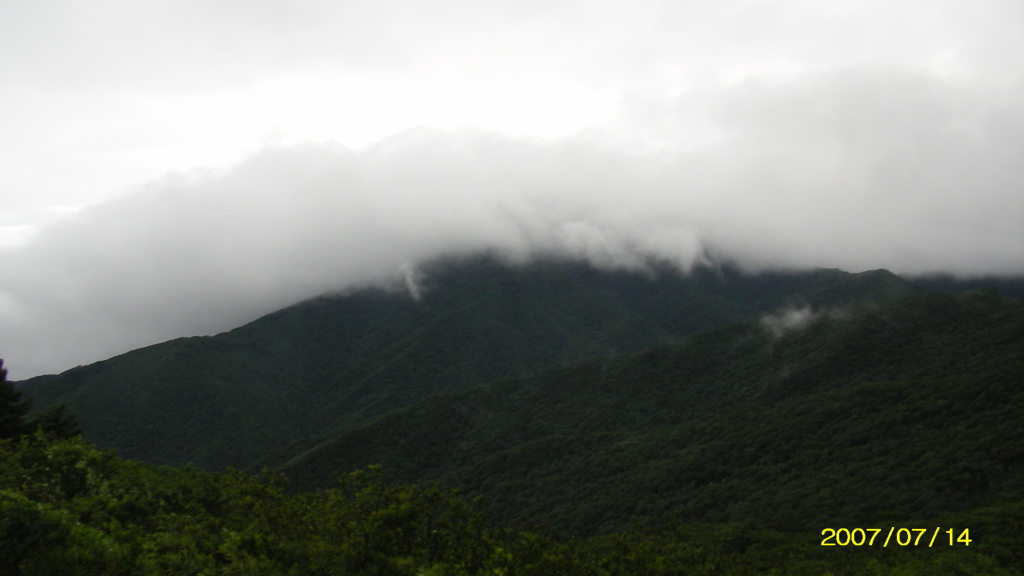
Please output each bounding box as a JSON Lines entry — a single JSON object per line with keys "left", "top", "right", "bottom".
{"left": 1, "top": 0, "right": 1022, "bottom": 378}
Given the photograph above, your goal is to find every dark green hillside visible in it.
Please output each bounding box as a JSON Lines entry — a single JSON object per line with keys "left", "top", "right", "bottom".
{"left": 6, "top": 433, "right": 1021, "bottom": 575}
{"left": 20, "top": 257, "right": 915, "bottom": 471}
{"left": 278, "top": 290, "right": 1024, "bottom": 535}
{"left": 5, "top": 360, "right": 1022, "bottom": 575}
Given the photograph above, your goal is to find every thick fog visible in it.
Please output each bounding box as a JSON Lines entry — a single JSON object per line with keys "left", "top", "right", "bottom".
{"left": 1, "top": 0, "right": 1022, "bottom": 378}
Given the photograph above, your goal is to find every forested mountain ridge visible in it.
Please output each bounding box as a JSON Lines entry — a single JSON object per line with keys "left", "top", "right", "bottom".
{"left": 17, "top": 256, "right": 917, "bottom": 471}
{"left": 7, "top": 258, "right": 1024, "bottom": 574}
{"left": 275, "top": 289, "right": 1024, "bottom": 536}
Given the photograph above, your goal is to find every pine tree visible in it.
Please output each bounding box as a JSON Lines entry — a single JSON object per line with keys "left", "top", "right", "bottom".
{"left": 32, "top": 402, "right": 81, "bottom": 439}
{"left": 0, "top": 359, "right": 33, "bottom": 439}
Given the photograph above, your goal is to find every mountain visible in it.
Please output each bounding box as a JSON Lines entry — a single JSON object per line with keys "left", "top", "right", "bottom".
{"left": 274, "top": 289, "right": 1024, "bottom": 536}
{"left": 19, "top": 256, "right": 917, "bottom": 471}
{"left": 10, "top": 257, "right": 1024, "bottom": 573}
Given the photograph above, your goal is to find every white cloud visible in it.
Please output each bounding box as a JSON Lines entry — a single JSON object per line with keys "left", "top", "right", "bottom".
{"left": 1, "top": 0, "right": 1023, "bottom": 378}
{"left": 2, "top": 78, "right": 1022, "bottom": 378}
{"left": 761, "top": 306, "right": 818, "bottom": 339}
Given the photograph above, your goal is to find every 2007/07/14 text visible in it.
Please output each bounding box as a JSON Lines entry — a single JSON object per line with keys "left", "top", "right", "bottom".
{"left": 821, "top": 527, "right": 971, "bottom": 547}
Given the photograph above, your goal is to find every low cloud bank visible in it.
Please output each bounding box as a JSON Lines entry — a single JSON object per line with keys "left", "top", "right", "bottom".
{"left": 2, "top": 68, "right": 1023, "bottom": 379}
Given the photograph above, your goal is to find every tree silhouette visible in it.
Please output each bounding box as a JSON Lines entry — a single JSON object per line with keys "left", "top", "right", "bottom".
{"left": 0, "top": 359, "right": 33, "bottom": 439}
{"left": 33, "top": 402, "right": 81, "bottom": 439}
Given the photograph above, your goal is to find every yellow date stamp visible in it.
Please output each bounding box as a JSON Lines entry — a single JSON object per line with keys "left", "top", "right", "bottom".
{"left": 821, "top": 527, "right": 971, "bottom": 547}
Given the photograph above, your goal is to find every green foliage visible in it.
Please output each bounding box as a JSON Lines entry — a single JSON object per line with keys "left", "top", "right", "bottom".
{"left": 32, "top": 402, "right": 81, "bottom": 439}
{"left": 2, "top": 359, "right": 78, "bottom": 441}
{"left": 2, "top": 433, "right": 1022, "bottom": 574}
{"left": 0, "top": 434, "right": 513, "bottom": 575}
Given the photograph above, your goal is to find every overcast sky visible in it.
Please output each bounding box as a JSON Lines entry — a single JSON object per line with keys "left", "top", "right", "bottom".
{"left": 2, "top": 0, "right": 1023, "bottom": 378}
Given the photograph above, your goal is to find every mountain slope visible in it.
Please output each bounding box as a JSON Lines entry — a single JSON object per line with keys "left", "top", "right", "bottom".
{"left": 19, "top": 256, "right": 916, "bottom": 471}
{"left": 276, "top": 290, "right": 1024, "bottom": 535}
